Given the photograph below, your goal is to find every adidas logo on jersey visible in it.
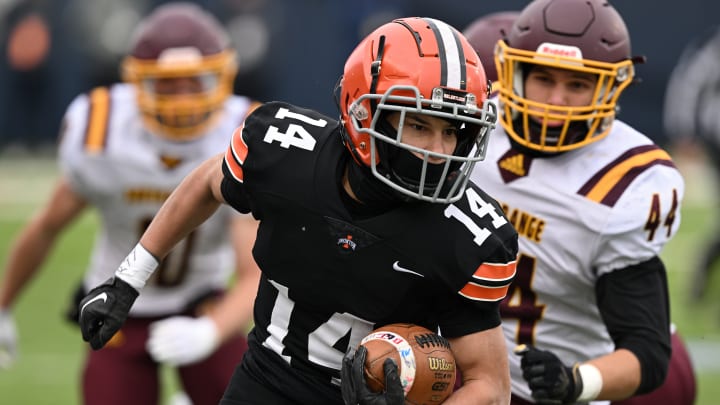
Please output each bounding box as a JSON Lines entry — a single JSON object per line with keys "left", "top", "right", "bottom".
{"left": 497, "top": 149, "right": 532, "bottom": 183}
{"left": 499, "top": 154, "right": 526, "bottom": 176}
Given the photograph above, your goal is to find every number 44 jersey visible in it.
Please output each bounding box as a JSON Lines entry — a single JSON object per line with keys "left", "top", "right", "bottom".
{"left": 470, "top": 108, "right": 685, "bottom": 401}
{"left": 220, "top": 101, "right": 518, "bottom": 391}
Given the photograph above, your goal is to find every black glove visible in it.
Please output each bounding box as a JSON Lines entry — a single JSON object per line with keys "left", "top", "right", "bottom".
{"left": 341, "top": 345, "right": 405, "bottom": 405}
{"left": 515, "top": 344, "right": 583, "bottom": 404}
{"left": 78, "top": 277, "right": 138, "bottom": 350}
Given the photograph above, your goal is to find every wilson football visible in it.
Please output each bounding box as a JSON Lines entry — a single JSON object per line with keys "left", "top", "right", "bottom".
{"left": 360, "top": 323, "right": 456, "bottom": 405}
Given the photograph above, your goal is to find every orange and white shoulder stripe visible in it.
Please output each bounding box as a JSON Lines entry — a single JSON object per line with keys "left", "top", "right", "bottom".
{"left": 224, "top": 125, "right": 249, "bottom": 183}
{"left": 459, "top": 258, "right": 517, "bottom": 302}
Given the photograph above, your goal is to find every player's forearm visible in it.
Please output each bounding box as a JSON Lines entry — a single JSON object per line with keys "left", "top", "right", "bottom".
{"left": 0, "top": 217, "right": 65, "bottom": 308}
{"left": 208, "top": 215, "right": 261, "bottom": 340}
{"left": 446, "top": 326, "right": 511, "bottom": 404}
{"left": 585, "top": 348, "right": 641, "bottom": 400}
{"left": 1, "top": 179, "right": 85, "bottom": 308}
{"left": 141, "top": 157, "right": 223, "bottom": 259}
{"left": 446, "top": 377, "right": 510, "bottom": 405}
{"left": 207, "top": 275, "right": 259, "bottom": 342}
{"left": 596, "top": 257, "right": 670, "bottom": 398}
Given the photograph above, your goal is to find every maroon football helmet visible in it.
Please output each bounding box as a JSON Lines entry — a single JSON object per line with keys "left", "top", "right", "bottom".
{"left": 121, "top": 2, "right": 237, "bottom": 140}
{"left": 496, "top": 0, "right": 638, "bottom": 153}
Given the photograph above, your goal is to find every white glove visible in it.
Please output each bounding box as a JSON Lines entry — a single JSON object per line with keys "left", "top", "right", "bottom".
{"left": 146, "top": 315, "right": 220, "bottom": 366}
{"left": 0, "top": 310, "right": 18, "bottom": 369}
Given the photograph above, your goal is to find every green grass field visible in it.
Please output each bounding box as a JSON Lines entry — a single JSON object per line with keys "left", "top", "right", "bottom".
{"left": 1, "top": 153, "right": 719, "bottom": 404}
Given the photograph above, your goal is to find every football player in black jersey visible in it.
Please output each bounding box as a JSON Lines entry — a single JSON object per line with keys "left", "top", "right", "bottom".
{"left": 77, "top": 17, "right": 519, "bottom": 405}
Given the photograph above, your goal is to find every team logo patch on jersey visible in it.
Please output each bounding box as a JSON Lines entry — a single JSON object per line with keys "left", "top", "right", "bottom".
{"left": 324, "top": 216, "right": 380, "bottom": 253}
{"left": 497, "top": 149, "right": 532, "bottom": 183}
{"left": 337, "top": 234, "right": 357, "bottom": 251}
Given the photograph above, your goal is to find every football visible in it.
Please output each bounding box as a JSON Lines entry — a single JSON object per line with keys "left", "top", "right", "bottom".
{"left": 360, "top": 323, "right": 456, "bottom": 405}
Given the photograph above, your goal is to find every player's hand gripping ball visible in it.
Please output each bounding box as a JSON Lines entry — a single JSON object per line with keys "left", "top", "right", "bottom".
{"left": 361, "top": 323, "right": 456, "bottom": 404}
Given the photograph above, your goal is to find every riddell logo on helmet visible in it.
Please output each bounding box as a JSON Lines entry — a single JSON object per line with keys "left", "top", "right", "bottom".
{"left": 535, "top": 42, "right": 583, "bottom": 60}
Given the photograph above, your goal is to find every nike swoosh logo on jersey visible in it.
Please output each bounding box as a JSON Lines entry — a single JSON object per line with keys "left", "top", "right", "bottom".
{"left": 80, "top": 292, "right": 108, "bottom": 316}
{"left": 392, "top": 261, "right": 424, "bottom": 278}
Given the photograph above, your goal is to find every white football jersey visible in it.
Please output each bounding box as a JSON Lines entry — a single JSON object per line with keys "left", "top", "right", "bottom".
{"left": 59, "top": 83, "right": 258, "bottom": 316}
{"left": 470, "top": 102, "right": 685, "bottom": 403}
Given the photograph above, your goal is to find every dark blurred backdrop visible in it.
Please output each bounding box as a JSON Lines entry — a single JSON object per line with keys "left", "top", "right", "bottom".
{"left": 0, "top": 0, "right": 715, "bottom": 151}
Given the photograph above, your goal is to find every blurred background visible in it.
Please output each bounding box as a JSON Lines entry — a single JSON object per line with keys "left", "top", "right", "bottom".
{"left": 1, "top": 0, "right": 719, "bottom": 404}
{"left": 0, "top": 0, "right": 718, "bottom": 151}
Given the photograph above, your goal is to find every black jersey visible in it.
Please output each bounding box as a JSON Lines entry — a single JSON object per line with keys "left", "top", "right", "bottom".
{"left": 221, "top": 101, "right": 518, "bottom": 403}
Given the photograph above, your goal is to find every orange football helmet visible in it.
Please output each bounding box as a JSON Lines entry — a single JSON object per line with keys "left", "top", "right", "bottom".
{"left": 339, "top": 17, "right": 497, "bottom": 203}
{"left": 496, "top": 0, "right": 638, "bottom": 153}
{"left": 121, "top": 2, "right": 237, "bottom": 141}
